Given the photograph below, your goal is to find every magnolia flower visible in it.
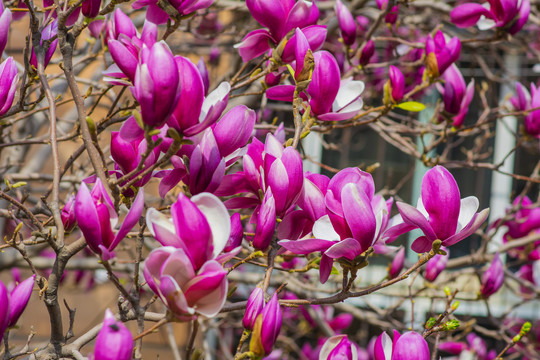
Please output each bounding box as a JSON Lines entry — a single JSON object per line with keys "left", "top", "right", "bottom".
{"left": 82, "top": 0, "right": 101, "bottom": 18}
{"left": 319, "top": 335, "right": 358, "bottom": 360}
{"left": 74, "top": 179, "right": 144, "bottom": 260}
{"left": 359, "top": 39, "right": 375, "bottom": 66}
{"left": 437, "top": 64, "right": 475, "bottom": 127}
{"left": 218, "top": 132, "right": 304, "bottom": 216}
{"left": 144, "top": 246, "right": 228, "bottom": 319}
{"left": 92, "top": 310, "right": 133, "bottom": 360}
{"left": 388, "top": 247, "right": 405, "bottom": 279}
{"left": 424, "top": 247, "right": 449, "bottom": 282}
{"left": 0, "top": 3, "right": 12, "bottom": 56}
{"left": 249, "top": 294, "right": 282, "bottom": 356}
{"left": 386, "top": 65, "right": 405, "bottom": 103}
{"left": 280, "top": 168, "right": 392, "bottom": 283}
{"left": 132, "top": 41, "right": 181, "bottom": 128}
{"left": 0, "top": 275, "right": 35, "bottom": 339}
{"left": 498, "top": 196, "right": 540, "bottom": 259}
{"left": 450, "top": 0, "right": 530, "bottom": 35}
{"left": 374, "top": 331, "right": 430, "bottom": 360}
{"left": 243, "top": 287, "right": 265, "bottom": 330}
{"left": 106, "top": 20, "right": 157, "bottom": 83}
{"left": 335, "top": 0, "right": 356, "bottom": 46}
{"left": 480, "top": 253, "right": 504, "bottom": 298}
{"left": 383, "top": 165, "right": 489, "bottom": 253}
{"left": 509, "top": 82, "right": 540, "bottom": 137}
{"left": 266, "top": 49, "right": 365, "bottom": 121}
{"left": 0, "top": 58, "right": 19, "bottom": 117}
{"left": 29, "top": 20, "right": 58, "bottom": 69}
{"left": 439, "top": 333, "right": 496, "bottom": 360}
{"left": 376, "top": 0, "right": 399, "bottom": 24}
{"left": 146, "top": 192, "right": 231, "bottom": 269}
{"left": 424, "top": 30, "right": 461, "bottom": 79}
{"left": 110, "top": 130, "right": 157, "bottom": 195}
{"left": 157, "top": 104, "right": 255, "bottom": 197}
{"left": 61, "top": 195, "right": 76, "bottom": 232}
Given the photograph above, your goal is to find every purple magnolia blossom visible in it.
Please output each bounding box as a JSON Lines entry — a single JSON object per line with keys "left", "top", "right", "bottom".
{"left": 132, "top": 41, "right": 181, "bottom": 128}
{"left": 144, "top": 246, "right": 228, "bottom": 320}
{"left": 0, "top": 275, "right": 35, "bottom": 337}
{"left": 111, "top": 130, "right": 157, "bottom": 195}
{"left": 376, "top": 0, "right": 399, "bottom": 24}
{"left": 387, "top": 65, "right": 405, "bottom": 103}
{"left": 319, "top": 335, "right": 358, "bottom": 360}
{"left": 157, "top": 104, "right": 255, "bottom": 197}
{"left": 383, "top": 165, "right": 489, "bottom": 253}
{"left": 0, "top": 58, "right": 19, "bottom": 117}
{"left": 498, "top": 196, "right": 540, "bottom": 259}
{"left": 0, "top": 3, "right": 12, "bottom": 56}
{"left": 88, "top": 19, "right": 105, "bottom": 39}
{"left": 218, "top": 132, "right": 303, "bottom": 217}
{"left": 388, "top": 247, "right": 405, "bottom": 279}
{"left": 74, "top": 179, "right": 144, "bottom": 260}
{"left": 93, "top": 309, "right": 133, "bottom": 360}
{"left": 250, "top": 294, "right": 282, "bottom": 356}
{"left": 266, "top": 50, "right": 365, "bottom": 121}
{"left": 236, "top": 0, "right": 320, "bottom": 62}
{"left": 424, "top": 246, "right": 449, "bottom": 282}
{"left": 359, "top": 39, "right": 375, "bottom": 66}
{"left": 425, "top": 30, "right": 461, "bottom": 78}
{"left": 105, "top": 19, "right": 157, "bottom": 83}
{"left": 243, "top": 287, "right": 265, "bottom": 330}
{"left": 133, "top": 0, "right": 213, "bottom": 25}
{"left": 436, "top": 64, "right": 475, "bottom": 127}
{"left": 82, "top": 0, "right": 102, "bottom": 18}
{"left": 61, "top": 195, "right": 76, "bottom": 231}
{"left": 30, "top": 19, "right": 58, "bottom": 69}
{"left": 374, "top": 331, "right": 430, "bottom": 360}
{"left": 480, "top": 253, "right": 504, "bottom": 298}
{"left": 146, "top": 192, "right": 232, "bottom": 269}
{"left": 335, "top": 0, "right": 356, "bottom": 46}
{"left": 253, "top": 188, "right": 277, "bottom": 250}
{"left": 509, "top": 82, "right": 540, "bottom": 137}
{"left": 439, "top": 333, "right": 496, "bottom": 360}
{"left": 280, "top": 168, "right": 392, "bottom": 283}
{"left": 168, "top": 56, "right": 230, "bottom": 137}
{"left": 450, "top": 0, "right": 530, "bottom": 35}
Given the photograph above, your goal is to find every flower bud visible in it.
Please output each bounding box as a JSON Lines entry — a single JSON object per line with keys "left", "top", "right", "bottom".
{"left": 94, "top": 309, "right": 133, "bottom": 360}
{"left": 250, "top": 294, "right": 282, "bottom": 356}
{"left": 335, "top": 0, "right": 357, "bottom": 46}
{"left": 243, "top": 287, "right": 265, "bottom": 330}
{"left": 388, "top": 247, "right": 405, "bottom": 279}
{"left": 319, "top": 335, "right": 358, "bottom": 360}
{"left": 61, "top": 195, "right": 76, "bottom": 231}
{"left": 480, "top": 253, "right": 504, "bottom": 298}
{"left": 0, "top": 57, "right": 19, "bottom": 117}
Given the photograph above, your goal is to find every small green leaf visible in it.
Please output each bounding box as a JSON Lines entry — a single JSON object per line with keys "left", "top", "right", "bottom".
{"left": 331, "top": 266, "right": 339, "bottom": 275}
{"left": 396, "top": 101, "right": 426, "bottom": 112}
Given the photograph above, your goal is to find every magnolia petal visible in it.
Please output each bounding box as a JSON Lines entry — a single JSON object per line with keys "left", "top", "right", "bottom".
{"left": 278, "top": 238, "right": 335, "bottom": 254}
{"left": 325, "top": 238, "right": 363, "bottom": 260}
{"left": 191, "top": 192, "right": 231, "bottom": 258}
{"left": 396, "top": 202, "right": 437, "bottom": 241}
